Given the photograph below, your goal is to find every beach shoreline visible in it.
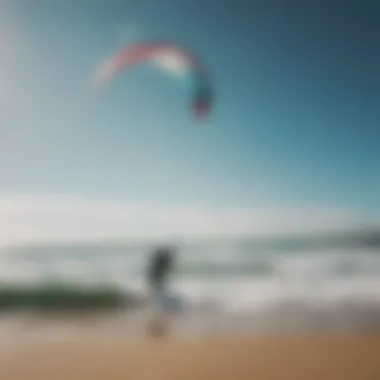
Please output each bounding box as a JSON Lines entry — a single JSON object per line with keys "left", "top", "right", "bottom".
{"left": 1, "top": 332, "right": 380, "bottom": 380}
{"left": 1, "top": 296, "right": 380, "bottom": 342}
{"left": 1, "top": 297, "right": 380, "bottom": 379}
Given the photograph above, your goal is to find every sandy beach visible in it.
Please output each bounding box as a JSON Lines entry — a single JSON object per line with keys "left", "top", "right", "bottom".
{"left": 1, "top": 332, "right": 380, "bottom": 380}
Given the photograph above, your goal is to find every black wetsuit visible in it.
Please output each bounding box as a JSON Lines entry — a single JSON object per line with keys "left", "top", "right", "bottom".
{"left": 147, "top": 248, "right": 174, "bottom": 292}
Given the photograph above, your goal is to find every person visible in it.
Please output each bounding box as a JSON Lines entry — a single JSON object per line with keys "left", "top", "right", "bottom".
{"left": 145, "top": 245, "right": 177, "bottom": 338}
{"left": 146, "top": 245, "right": 175, "bottom": 294}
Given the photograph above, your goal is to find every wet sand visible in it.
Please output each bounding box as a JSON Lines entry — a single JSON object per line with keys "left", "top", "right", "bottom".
{"left": 1, "top": 333, "right": 380, "bottom": 380}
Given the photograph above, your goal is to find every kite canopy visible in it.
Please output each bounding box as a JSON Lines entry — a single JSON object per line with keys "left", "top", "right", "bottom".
{"left": 93, "top": 41, "right": 213, "bottom": 120}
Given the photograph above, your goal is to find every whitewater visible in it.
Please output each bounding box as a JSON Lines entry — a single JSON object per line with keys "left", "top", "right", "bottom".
{"left": 1, "top": 241, "right": 379, "bottom": 312}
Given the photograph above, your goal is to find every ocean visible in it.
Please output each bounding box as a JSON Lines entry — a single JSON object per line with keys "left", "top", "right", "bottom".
{"left": 1, "top": 237, "right": 380, "bottom": 339}
{"left": 1, "top": 239, "right": 380, "bottom": 313}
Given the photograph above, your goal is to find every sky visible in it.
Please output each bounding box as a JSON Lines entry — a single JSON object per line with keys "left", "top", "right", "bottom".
{"left": 0, "top": 0, "right": 378, "bottom": 244}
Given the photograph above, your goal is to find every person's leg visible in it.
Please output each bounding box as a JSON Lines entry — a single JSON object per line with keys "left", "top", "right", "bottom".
{"left": 145, "top": 287, "right": 170, "bottom": 339}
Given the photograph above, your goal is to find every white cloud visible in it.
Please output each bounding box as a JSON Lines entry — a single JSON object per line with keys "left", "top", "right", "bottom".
{"left": 0, "top": 193, "right": 376, "bottom": 246}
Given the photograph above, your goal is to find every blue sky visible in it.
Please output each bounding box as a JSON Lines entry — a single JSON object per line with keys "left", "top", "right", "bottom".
{"left": 0, "top": 0, "right": 378, "bottom": 243}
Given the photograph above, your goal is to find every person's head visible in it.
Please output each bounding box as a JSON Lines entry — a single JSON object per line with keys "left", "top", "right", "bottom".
{"left": 154, "top": 244, "right": 178, "bottom": 262}
{"left": 158, "top": 244, "right": 175, "bottom": 254}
